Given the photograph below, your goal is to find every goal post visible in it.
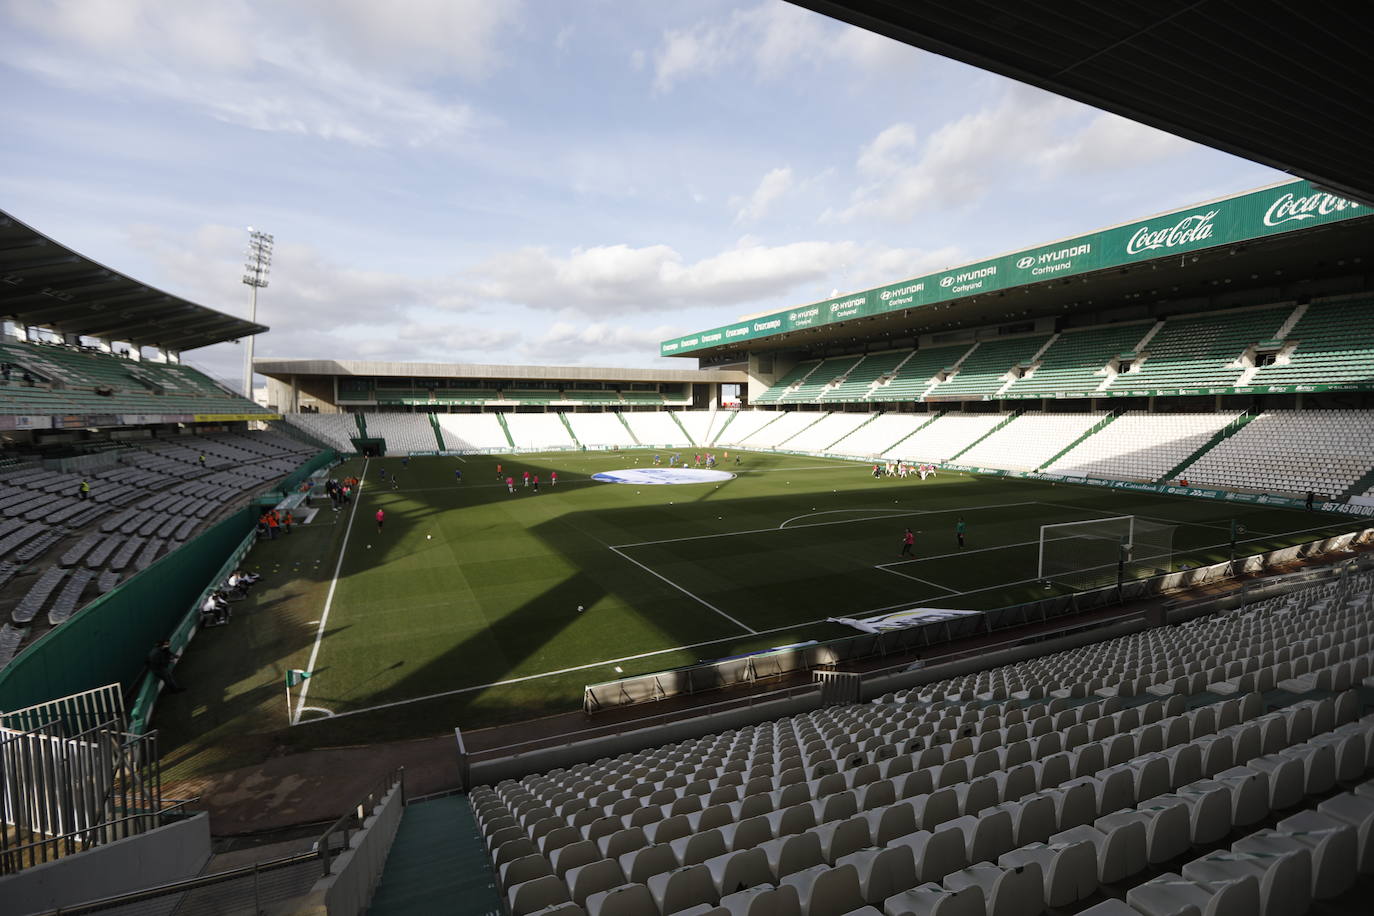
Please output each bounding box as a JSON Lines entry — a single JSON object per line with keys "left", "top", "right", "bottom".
{"left": 1038, "top": 515, "right": 1175, "bottom": 591}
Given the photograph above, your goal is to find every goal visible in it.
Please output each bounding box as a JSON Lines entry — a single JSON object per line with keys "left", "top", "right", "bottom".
{"left": 1037, "top": 515, "right": 1175, "bottom": 590}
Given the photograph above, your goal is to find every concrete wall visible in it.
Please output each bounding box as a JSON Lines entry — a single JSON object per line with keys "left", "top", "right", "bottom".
{"left": 3, "top": 813, "right": 211, "bottom": 916}
{"left": 471, "top": 688, "right": 824, "bottom": 786}
{"left": 306, "top": 784, "right": 404, "bottom": 916}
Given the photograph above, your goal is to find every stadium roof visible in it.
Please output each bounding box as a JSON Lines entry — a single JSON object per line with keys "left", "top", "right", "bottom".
{"left": 664, "top": 178, "right": 1371, "bottom": 360}
{"left": 789, "top": 0, "right": 1374, "bottom": 207}
{"left": 253, "top": 358, "right": 747, "bottom": 384}
{"left": 0, "top": 209, "right": 267, "bottom": 352}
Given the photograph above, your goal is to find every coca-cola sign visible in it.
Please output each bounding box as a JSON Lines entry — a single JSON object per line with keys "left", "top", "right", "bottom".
{"left": 1126, "top": 210, "right": 1218, "bottom": 255}
{"left": 1263, "top": 190, "right": 1361, "bottom": 227}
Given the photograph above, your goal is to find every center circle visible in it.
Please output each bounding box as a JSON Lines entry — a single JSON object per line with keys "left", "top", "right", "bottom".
{"left": 591, "top": 468, "right": 736, "bottom": 486}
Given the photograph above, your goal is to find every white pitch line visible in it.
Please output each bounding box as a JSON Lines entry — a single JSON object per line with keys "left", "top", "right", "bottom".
{"left": 292, "top": 457, "right": 368, "bottom": 724}
{"left": 609, "top": 545, "right": 757, "bottom": 634}
{"left": 614, "top": 500, "right": 1042, "bottom": 550}
{"left": 876, "top": 537, "right": 1041, "bottom": 568}
{"left": 877, "top": 566, "right": 958, "bottom": 592}
{"left": 778, "top": 507, "right": 918, "bottom": 529}
{"left": 291, "top": 616, "right": 851, "bottom": 725}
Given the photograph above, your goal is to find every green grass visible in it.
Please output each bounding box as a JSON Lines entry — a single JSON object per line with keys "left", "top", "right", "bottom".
{"left": 153, "top": 449, "right": 1363, "bottom": 777}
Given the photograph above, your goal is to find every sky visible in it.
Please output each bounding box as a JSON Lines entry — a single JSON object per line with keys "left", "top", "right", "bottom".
{"left": 0, "top": 0, "right": 1283, "bottom": 389}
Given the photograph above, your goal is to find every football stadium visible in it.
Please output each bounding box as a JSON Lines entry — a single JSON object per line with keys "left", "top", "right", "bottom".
{"left": 4, "top": 4, "right": 1374, "bottom": 916}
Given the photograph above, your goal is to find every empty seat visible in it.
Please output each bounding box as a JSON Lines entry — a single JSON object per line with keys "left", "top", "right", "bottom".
{"left": 892, "top": 826, "right": 968, "bottom": 885}
{"left": 835, "top": 845, "right": 917, "bottom": 906}
{"left": 586, "top": 882, "right": 658, "bottom": 916}
{"left": 647, "top": 863, "right": 718, "bottom": 915}
{"left": 942, "top": 862, "right": 1044, "bottom": 916}
{"left": 998, "top": 839, "right": 1098, "bottom": 907}
{"left": 1181, "top": 849, "right": 1311, "bottom": 916}
{"left": 509, "top": 874, "right": 572, "bottom": 916}
{"left": 879, "top": 882, "right": 984, "bottom": 916}
{"left": 565, "top": 859, "right": 626, "bottom": 907}
{"left": 1127, "top": 871, "right": 1259, "bottom": 916}
{"left": 705, "top": 847, "right": 774, "bottom": 898}
{"left": 1050, "top": 821, "right": 1146, "bottom": 885}
{"left": 780, "top": 862, "right": 865, "bottom": 916}
{"left": 718, "top": 882, "right": 801, "bottom": 916}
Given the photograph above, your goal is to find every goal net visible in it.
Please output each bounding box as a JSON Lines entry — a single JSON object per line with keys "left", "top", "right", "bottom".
{"left": 1037, "top": 516, "right": 1175, "bottom": 591}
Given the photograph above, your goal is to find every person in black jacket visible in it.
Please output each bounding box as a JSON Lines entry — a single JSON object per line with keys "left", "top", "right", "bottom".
{"left": 146, "top": 640, "right": 184, "bottom": 692}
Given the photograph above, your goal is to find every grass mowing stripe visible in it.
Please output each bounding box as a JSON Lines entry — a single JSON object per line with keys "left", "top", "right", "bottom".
{"left": 608, "top": 546, "right": 757, "bottom": 634}
{"left": 292, "top": 457, "right": 368, "bottom": 724}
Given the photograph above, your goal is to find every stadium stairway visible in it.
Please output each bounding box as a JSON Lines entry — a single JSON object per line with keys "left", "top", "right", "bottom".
{"left": 616, "top": 412, "right": 643, "bottom": 447}
{"left": 668, "top": 411, "right": 695, "bottom": 446}
{"left": 1339, "top": 463, "right": 1374, "bottom": 501}
{"left": 496, "top": 413, "right": 517, "bottom": 449}
{"left": 430, "top": 414, "right": 447, "bottom": 451}
{"left": 368, "top": 794, "right": 502, "bottom": 916}
{"left": 948, "top": 410, "right": 1023, "bottom": 463}
{"left": 1158, "top": 410, "right": 1258, "bottom": 484}
{"left": 1036, "top": 412, "right": 1121, "bottom": 471}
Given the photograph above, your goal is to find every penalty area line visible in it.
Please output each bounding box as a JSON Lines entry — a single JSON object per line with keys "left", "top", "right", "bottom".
{"left": 609, "top": 545, "right": 757, "bottom": 634}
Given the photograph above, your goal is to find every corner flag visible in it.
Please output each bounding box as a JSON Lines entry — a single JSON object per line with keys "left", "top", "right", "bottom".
{"left": 285, "top": 669, "right": 312, "bottom": 688}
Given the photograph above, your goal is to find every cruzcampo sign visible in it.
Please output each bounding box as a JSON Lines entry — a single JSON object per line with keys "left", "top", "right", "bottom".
{"left": 660, "top": 179, "right": 1366, "bottom": 356}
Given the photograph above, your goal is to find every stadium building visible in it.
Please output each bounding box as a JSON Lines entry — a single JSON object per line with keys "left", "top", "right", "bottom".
{"left": 4, "top": 5, "right": 1374, "bottom": 916}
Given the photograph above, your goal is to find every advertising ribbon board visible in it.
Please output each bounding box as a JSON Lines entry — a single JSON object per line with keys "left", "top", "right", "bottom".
{"left": 661, "top": 180, "right": 1365, "bottom": 356}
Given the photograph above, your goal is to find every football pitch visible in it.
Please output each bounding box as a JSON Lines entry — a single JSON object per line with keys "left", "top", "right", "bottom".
{"left": 158, "top": 449, "right": 1365, "bottom": 767}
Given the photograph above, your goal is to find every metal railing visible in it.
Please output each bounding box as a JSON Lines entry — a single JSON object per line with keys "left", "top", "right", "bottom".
{"left": 1, "top": 711, "right": 163, "bottom": 875}
{"left": 313, "top": 767, "right": 404, "bottom": 876}
{"left": 26, "top": 850, "right": 323, "bottom": 916}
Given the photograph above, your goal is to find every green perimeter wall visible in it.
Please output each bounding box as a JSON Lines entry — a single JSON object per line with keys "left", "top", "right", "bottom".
{"left": 0, "top": 507, "right": 256, "bottom": 714}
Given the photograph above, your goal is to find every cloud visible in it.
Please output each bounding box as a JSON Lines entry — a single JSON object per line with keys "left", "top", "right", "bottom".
{"left": 0, "top": 0, "right": 515, "bottom": 146}
{"left": 652, "top": 1, "right": 917, "bottom": 92}
{"left": 469, "top": 237, "right": 950, "bottom": 315}
{"left": 126, "top": 219, "right": 958, "bottom": 378}
{"left": 733, "top": 166, "right": 794, "bottom": 222}
{"left": 832, "top": 86, "right": 1195, "bottom": 222}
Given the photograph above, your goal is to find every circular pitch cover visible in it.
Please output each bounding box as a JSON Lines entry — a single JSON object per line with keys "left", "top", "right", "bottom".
{"left": 592, "top": 468, "right": 736, "bottom": 485}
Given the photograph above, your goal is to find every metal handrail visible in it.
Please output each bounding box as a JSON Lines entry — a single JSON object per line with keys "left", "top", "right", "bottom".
{"left": 26, "top": 850, "right": 321, "bottom": 916}
{"left": 312, "top": 767, "right": 404, "bottom": 875}
{"left": 0, "top": 799, "right": 197, "bottom": 876}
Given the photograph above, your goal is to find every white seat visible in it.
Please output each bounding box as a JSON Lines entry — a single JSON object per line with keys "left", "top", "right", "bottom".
{"left": 647, "top": 863, "right": 718, "bottom": 915}
{"left": 942, "top": 862, "right": 1043, "bottom": 916}
{"left": 1181, "top": 849, "right": 1310, "bottom": 916}
{"left": 719, "top": 882, "right": 802, "bottom": 916}
{"left": 509, "top": 874, "right": 573, "bottom": 916}
{"left": 1127, "top": 871, "right": 1259, "bottom": 916}
{"left": 780, "top": 863, "right": 865, "bottom": 916}
{"left": 705, "top": 847, "right": 774, "bottom": 898}
{"left": 879, "top": 881, "right": 984, "bottom": 916}
{"left": 759, "top": 831, "right": 826, "bottom": 881}
{"left": 1317, "top": 792, "right": 1374, "bottom": 874}
{"left": 997, "top": 840, "right": 1097, "bottom": 907}
{"left": 835, "top": 845, "right": 917, "bottom": 906}
{"left": 1051, "top": 821, "right": 1147, "bottom": 884}
{"left": 1251, "top": 811, "right": 1359, "bottom": 899}
{"left": 586, "top": 882, "right": 658, "bottom": 916}
{"left": 897, "top": 824, "right": 972, "bottom": 885}
{"left": 565, "top": 859, "right": 626, "bottom": 907}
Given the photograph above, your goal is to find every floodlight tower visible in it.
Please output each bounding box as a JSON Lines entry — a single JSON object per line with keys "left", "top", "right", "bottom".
{"left": 241, "top": 227, "right": 274, "bottom": 399}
